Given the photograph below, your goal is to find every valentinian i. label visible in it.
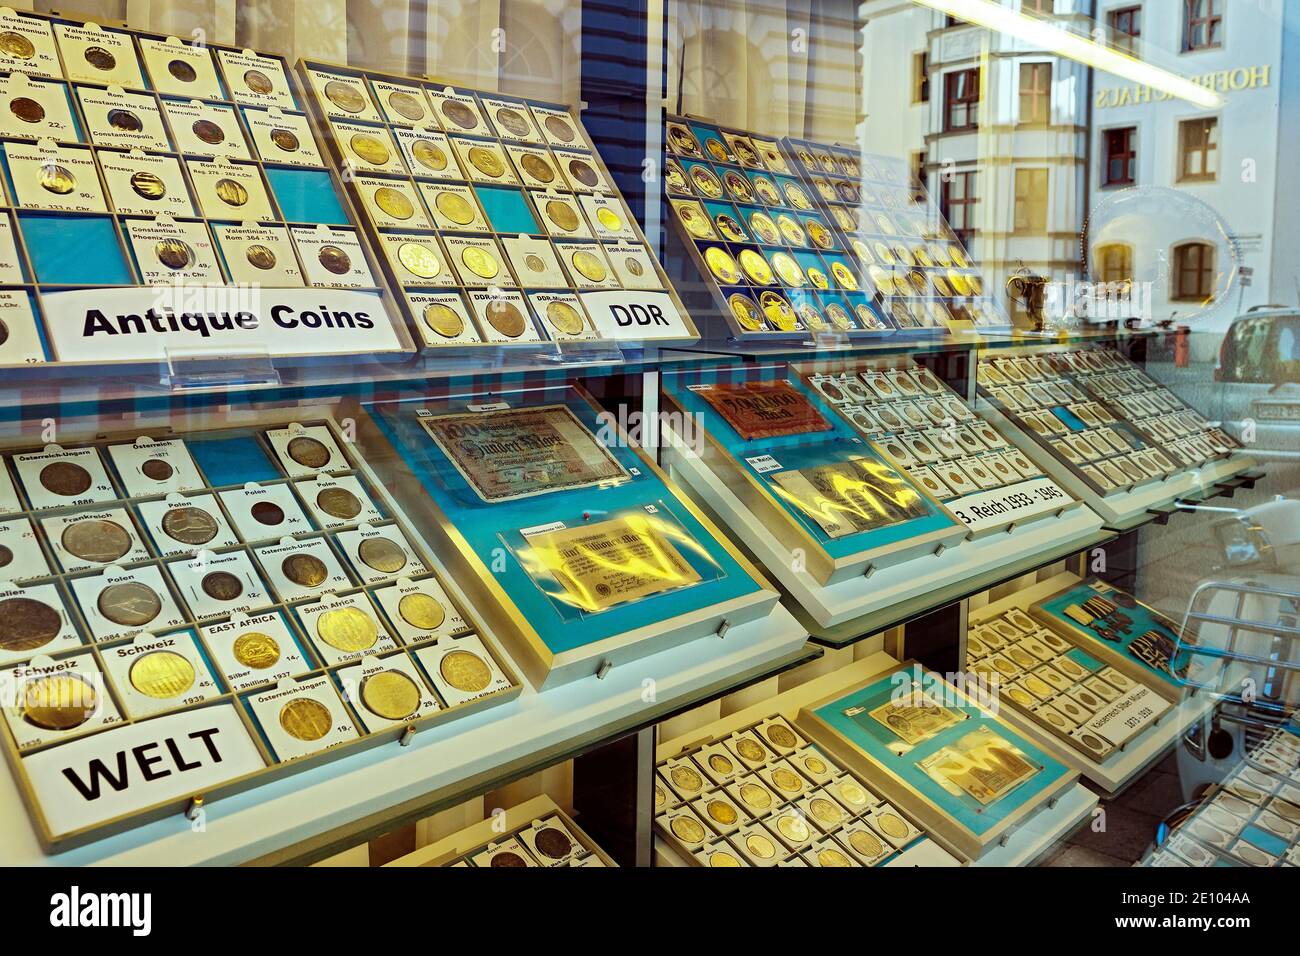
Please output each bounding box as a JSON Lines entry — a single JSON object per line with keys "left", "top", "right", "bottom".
{"left": 42, "top": 287, "right": 404, "bottom": 362}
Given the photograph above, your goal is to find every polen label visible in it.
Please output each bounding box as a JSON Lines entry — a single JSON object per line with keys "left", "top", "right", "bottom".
{"left": 22, "top": 703, "right": 264, "bottom": 838}
{"left": 40, "top": 287, "right": 405, "bottom": 362}
{"left": 578, "top": 289, "right": 694, "bottom": 342}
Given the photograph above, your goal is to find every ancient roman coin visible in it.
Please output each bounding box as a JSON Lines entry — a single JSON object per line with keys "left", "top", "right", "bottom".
{"left": 155, "top": 239, "right": 194, "bottom": 270}
{"left": 269, "top": 128, "right": 299, "bottom": 152}
{"left": 9, "top": 97, "right": 43, "bottom": 123}
{"left": 83, "top": 46, "right": 116, "bottom": 71}
{"left": 167, "top": 59, "right": 197, "bottom": 83}
{"left": 245, "top": 244, "right": 277, "bottom": 270}
{"left": 39, "top": 162, "right": 75, "bottom": 195}
{"left": 192, "top": 118, "right": 224, "bottom": 144}
{"left": 317, "top": 245, "right": 352, "bottom": 275}
{"left": 0, "top": 32, "right": 35, "bottom": 60}
{"left": 244, "top": 69, "right": 274, "bottom": 94}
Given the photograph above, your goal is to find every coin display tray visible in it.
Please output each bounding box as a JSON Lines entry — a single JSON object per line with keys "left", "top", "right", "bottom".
{"left": 664, "top": 116, "right": 890, "bottom": 338}
{"left": 654, "top": 713, "right": 933, "bottom": 867}
{"left": 0, "top": 412, "right": 519, "bottom": 849}
{"left": 0, "top": 8, "right": 399, "bottom": 366}
{"left": 782, "top": 138, "right": 1009, "bottom": 332}
{"left": 798, "top": 357, "right": 1078, "bottom": 533}
{"left": 977, "top": 347, "right": 1237, "bottom": 498}
{"left": 1143, "top": 730, "right": 1300, "bottom": 868}
{"left": 298, "top": 58, "right": 695, "bottom": 349}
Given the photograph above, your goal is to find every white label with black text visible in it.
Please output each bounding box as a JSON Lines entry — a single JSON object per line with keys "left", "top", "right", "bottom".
{"left": 946, "top": 477, "right": 1071, "bottom": 532}
{"left": 579, "top": 290, "right": 694, "bottom": 341}
{"left": 1085, "top": 685, "right": 1170, "bottom": 747}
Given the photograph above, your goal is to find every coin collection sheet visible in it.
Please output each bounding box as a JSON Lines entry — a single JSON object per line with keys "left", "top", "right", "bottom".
{"left": 800, "top": 359, "right": 1077, "bottom": 533}
{"left": 656, "top": 714, "right": 935, "bottom": 866}
{"left": 665, "top": 117, "right": 890, "bottom": 337}
{"left": 1144, "top": 729, "right": 1300, "bottom": 868}
{"left": 440, "top": 811, "right": 610, "bottom": 867}
{"left": 0, "top": 417, "right": 516, "bottom": 846}
{"left": 967, "top": 606, "right": 1169, "bottom": 762}
{"left": 0, "top": 9, "right": 401, "bottom": 365}
{"left": 299, "top": 59, "right": 694, "bottom": 348}
{"left": 783, "top": 138, "right": 1008, "bottom": 332}
{"left": 977, "top": 347, "right": 1239, "bottom": 497}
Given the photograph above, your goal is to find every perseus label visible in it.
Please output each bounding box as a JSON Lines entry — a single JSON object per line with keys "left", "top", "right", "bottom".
{"left": 42, "top": 286, "right": 404, "bottom": 362}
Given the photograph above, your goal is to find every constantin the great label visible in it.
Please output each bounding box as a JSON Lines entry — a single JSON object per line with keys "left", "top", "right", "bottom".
{"left": 420, "top": 405, "right": 629, "bottom": 502}
{"left": 520, "top": 514, "right": 703, "bottom": 612}
{"left": 693, "top": 380, "right": 833, "bottom": 441}
{"left": 770, "top": 457, "right": 929, "bottom": 539}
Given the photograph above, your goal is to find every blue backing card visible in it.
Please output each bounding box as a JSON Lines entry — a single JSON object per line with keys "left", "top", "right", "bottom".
{"left": 20, "top": 214, "right": 132, "bottom": 285}
{"left": 187, "top": 433, "right": 280, "bottom": 487}
{"left": 474, "top": 184, "right": 540, "bottom": 234}
{"left": 265, "top": 167, "right": 348, "bottom": 225}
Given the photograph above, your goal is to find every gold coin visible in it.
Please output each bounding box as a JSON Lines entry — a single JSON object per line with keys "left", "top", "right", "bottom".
{"left": 0, "top": 597, "right": 63, "bottom": 651}
{"left": 387, "top": 90, "right": 426, "bottom": 121}
{"left": 288, "top": 435, "right": 332, "bottom": 468}
{"left": 878, "top": 812, "right": 909, "bottom": 839}
{"left": 772, "top": 252, "right": 804, "bottom": 287}
{"left": 245, "top": 244, "right": 277, "bottom": 270}
{"left": 728, "top": 293, "right": 763, "bottom": 331}
{"left": 422, "top": 303, "right": 465, "bottom": 339}
{"left": 161, "top": 505, "right": 218, "bottom": 545}
{"left": 838, "top": 781, "right": 869, "bottom": 806}
{"left": 23, "top": 673, "right": 96, "bottom": 731}
{"left": 130, "top": 171, "right": 166, "bottom": 200}
{"left": 571, "top": 249, "right": 607, "bottom": 282}
{"left": 96, "top": 582, "right": 161, "bottom": 628}
{"left": 0, "top": 32, "right": 35, "bottom": 60}
{"left": 803, "top": 755, "right": 827, "bottom": 776}
{"left": 374, "top": 185, "right": 414, "bottom": 220}
{"left": 168, "top": 59, "right": 197, "bottom": 83}
{"left": 361, "top": 669, "right": 422, "bottom": 720}
{"left": 777, "top": 813, "right": 810, "bottom": 842}
{"left": 317, "top": 245, "right": 352, "bottom": 275}
{"left": 545, "top": 199, "right": 579, "bottom": 232}
{"left": 130, "top": 650, "right": 196, "bottom": 699}
{"left": 544, "top": 114, "right": 576, "bottom": 142}
{"left": 440, "top": 99, "right": 479, "bottom": 130}
{"left": 269, "top": 128, "right": 299, "bottom": 152}
{"left": 670, "top": 765, "right": 703, "bottom": 791}
{"left": 279, "top": 697, "right": 332, "bottom": 741}
{"left": 316, "top": 605, "right": 377, "bottom": 652}
{"left": 281, "top": 553, "right": 328, "bottom": 588}
{"left": 232, "top": 631, "right": 280, "bottom": 669}
{"left": 39, "top": 163, "right": 75, "bottom": 195}
{"left": 709, "top": 851, "right": 742, "bottom": 867}
{"left": 764, "top": 724, "right": 798, "bottom": 749}
{"left": 759, "top": 291, "right": 797, "bottom": 331}
{"left": 155, "top": 239, "right": 194, "bottom": 271}
{"left": 689, "top": 165, "right": 722, "bottom": 197}
{"left": 818, "top": 848, "right": 853, "bottom": 867}
{"left": 397, "top": 592, "right": 445, "bottom": 630}
{"left": 191, "top": 118, "right": 223, "bottom": 144}
{"left": 10, "top": 97, "right": 43, "bottom": 124}
{"left": 736, "top": 737, "right": 767, "bottom": 762}
{"left": 704, "top": 247, "right": 739, "bottom": 284}
{"left": 434, "top": 191, "right": 476, "bottom": 224}
{"left": 214, "top": 177, "right": 249, "bottom": 207}
{"left": 520, "top": 153, "right": 555, "bottom": 183}
{"left": 62, "top": 519, "right": 131, "bottom": 563}
{"left": 745, "top": 834, "right": 776, "bottom": 859}
{"left": 349, "top": 132, "right": 390, "bottom": 166}
{"left": 396, "top": 241, "right": 440, "bottom": 279}
{"left": 411, "top": 139, "right": 447, "bottom": 171}
{"left": 324, "top": 79, "right": 367, "bottom": 114}
{"left": 439, "top": 648, "right": 492, "bottom": 692}
{"left": 849, "top": 829, "right": 883, "bottom": 858}
{"left": 832, "top": 261, "right": 859, "bottom": 290}
{"left": 810, "top": 797, "right": 842, "bottom": 824}
{"left": 567, "top": 159, "right": 599, "bottom": 188}
{"left": 771, "top": 768, "right": 803, "bottom": 793}
{"left": 708, "top": 753, "right": 734, "bottom": 775}
{"left": 738, "top": 782, "right": 771, "bottom": 809}
{"left": 485, "top": 300, "right": 526, "bottom": 337}
{"left": 244, "top": 69, "right": 274, "bottom": 94}
{"left": 461, "top": 246, "right": 500, "bottom": 279}
{"left": 706, "top": 799, "right": 738, "bottom": 826}
{"left": 467, "top": 145, "right": 504, "bottom": 178}
{"left": 357, "top": 536, "right": 407, "bottom": 574}
{"left": 546, "top": 301, "right": 585, "bottom": 336}
{"left": 738, "top": 249, "right": 773, "bottom": 284}
{"left": 670, "top": 816, "right": 705, "bottom": 844}
{"left": 83, "top": 46, "right": 116, "bottom": 71}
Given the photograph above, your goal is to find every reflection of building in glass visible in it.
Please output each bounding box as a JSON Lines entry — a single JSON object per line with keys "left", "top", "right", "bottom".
{"left": 861, "top": 0, "right": 1297, "bottom": 332}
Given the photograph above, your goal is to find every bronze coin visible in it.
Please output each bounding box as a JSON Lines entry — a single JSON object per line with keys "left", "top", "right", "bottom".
{"left": 61, "top": 519, "right": 132, "bottom": 563}
{"left": 155, "top": 239, "right": 194, "bottom": 270}
{"left": 167, "top": 59, "right": 197, "bottom": 83}
{"left": 532, "top": 827, "right": 573, "bottom": 859}
{"left": 287, "top": 435, "right": 332, "bottom": 469}
{"left": 161, "top": 505, "right": 219, "bottom": 545}
{"left": 243, "top": 69, "right": 274, "bottom": 94}
{"left": 214, "top": 177, "right": 249, "bottom": 207}
{"left": 0, "top": 32, "right": 35, "bottom": 60}
{"left": 281, "top": 553, "right": 327, "bottom": 587}
{"left": 192, "top": 119, "right": 225, "bottom": 144}
{"left": 10, "top": 97, "right": 44, "bottom": 124}
{"left": 485, "top": 300, "right": 526, "bottom": 338}
{"left": 493, "top": 107, "right": 530, "bottom": 137}
{"left": 0, "top": 597, "right": 62, "bottom": 651}
{"left": 108, "top": 109, "right": 143, "bottom": 132}
{"left": 544, "top": 114, "right": 575, "bottom": 142}
{"left": 316, "top": 487, "right": 362, "bottom": 519}
{"left": 269, "top": 128, "right": 299, "bottom": 152}
{"left": 96, "top": 581, "right": 162, "bottom": 627}
{"left": 765, "top": 723, "right": 798, "bottom": 748}
{"left": 410, "top": 139, "right": 446, "bottom": 171}
{"left": 386, "top": 90, "right": 425, "bottom": 121}
{"left": 325, "top": 80, "right": 368, "bottom": 114}
{"left": 0, "top": 544, "right": 11, "bottom": 568}
{"left": 317, "top": 245, "right": 352, "bottom": 275}
{"left": 519, "top": 153, "right": 554, "bottom": 183}
{"left": 39, "top": 461, "right": 92, "bottom": 497}
{"left": 140, "top": 460, "right": 172, "bottom": 481}
{"left": 567, "top": 159, "right": 598, "bottom": 187}
{"left": 544, "top": 199, "right": 579, "bottom": 232}
{"left": 440, "top": 99, "right": 478, "bottom": 129}
{"left": 489, "top": 851, "right": 527, "bottom": 867}
{"left": 246, "top": 244, "right": 277, "bottom": 270}
{"left": 250, "top": 500, "right": 284, "bottom": 526}
{"left": 83, "top": 46, "right": 116, "bottom": 71}
{"left": 357, "top": 536, "right": 407, "bottom": 574}
{"left": 201, "top": 570, "right": 243, "bottom": 601}
{"left": 130, "top": 171, "right": 166, "bottom": 200}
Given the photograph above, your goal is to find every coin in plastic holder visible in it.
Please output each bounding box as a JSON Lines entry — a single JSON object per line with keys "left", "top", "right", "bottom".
{"left": 416, "top": 634, "right": 508, "bottom": 703}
